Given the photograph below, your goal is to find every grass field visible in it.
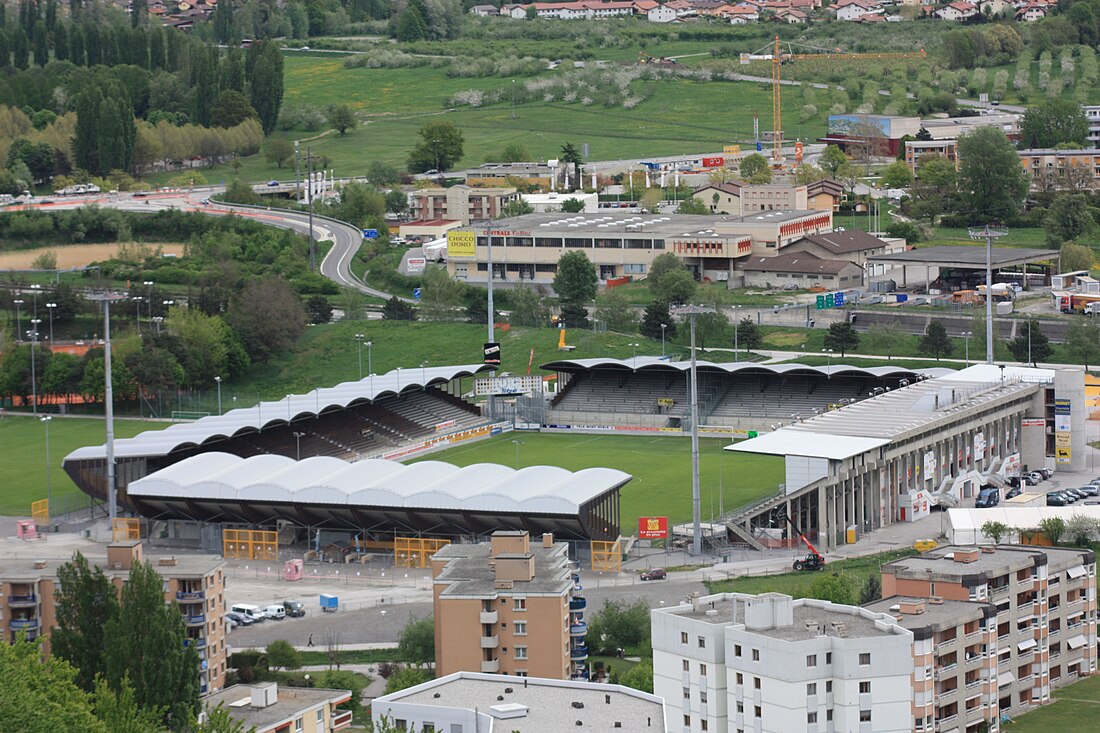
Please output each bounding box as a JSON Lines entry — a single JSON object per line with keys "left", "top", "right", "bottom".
{"left": 703, "top": 549, "right": 917, "bottom": 597}
{"left": 0, "top": 415, "right": 171, "bottom": 516}
{"left": 1008, "top": 675, "right": 1100, "bottom": 733}
{"left": 413, "top": 433, "right": 783, "bottom": 528}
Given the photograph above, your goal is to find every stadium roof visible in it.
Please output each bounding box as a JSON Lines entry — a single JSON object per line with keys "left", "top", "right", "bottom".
{"left": 128, "top": 453, "right": 632, "bottom": 516}
{"left": 540, "top": 357, "right": 954, "bottom": 380}
{"left": 64, "top": 364, "right": 493, "bottom": 462}
{"left": 866, "top": 245, "right": 1054, "bottom": 269}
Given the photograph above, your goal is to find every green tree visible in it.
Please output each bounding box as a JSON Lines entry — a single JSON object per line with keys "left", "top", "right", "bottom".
{"left": 918, "top": 320, "right": 953, "bottom": 361}
{"left": 640, "top": 300, "right": 675, "bottom": 342}
{"left": 586, "top": 599, "right": 651, "bottom": 655}
{"left": 553, "top": 250, "right": 597, "bottom": 304}
{"left": 326, "top": 104, "right": 358, "bottom": 136}
{"left": 1060, "top": 241, "right": 1094, "bottom": 273}
{"left": 677, "top": 196, "right": 709, "bottom": 214}
{"left": 52, "top": 551, "right": 121, "bottom": 692}
{"left": 823, "top": 322, "right": 859, "bottom": 357}
{"left": 74, "top": 82, "right": 136, "bottom": 177}
{"left": 385, "top": 666, "right": 431, "bottom": 694}
{"left": 859, "top": 575, "right": 881, "bottom": 605}
{"left": 1021, "top": 98, "right": 1088, "bottom": 149}
{"left": 861, "top": 322, "right": 905, "bottom": 360}
{"left": 210, "top": 90, "right": 256, "bottom": 128}
{"left": 619, "top": 660, "right": 654, "bottom": 693}
{"left": 394, "top": 3, "right": 429, "bottom": 41}
{"left": 1065, "top": 514, "right": 1099, "bottom": 546}
{"left": 1045, "top": 195, "right": 1093, "bottom": 245}
{"left": 265, "top": 640, "right": 302, "bottom": 672}
{"left": 957, "top": 128, "right": 1029, "bottom": 223}
{"left": 212, "top": 0, "right": 235, "bottom": 44}
{"left": 385, "top": 189, "right": 408, "bottom": 215}
{"left": 909, "top": 155, "right": 958, "bottom": 225}
{"left": 499, "top": 142, "right": 530, "bottom": 162}
{"left": 500, "top": 199, "right": 534, "bottom": 218}
{"left": 559, "top": 301, "right": 590, "bottom": 329}
{"left": 735, "top": 317, "right": 761, "bottom": 351}
{"left": 639, "top": 187, "right": 663, "bottom": 214}
{"left": 739, "top": 153, "right": 770, "bottom": 182}
{"left": 32, "top": 20, "right": 47, "bottom": 67}
{"left": 508, "top": 286, "right": 546, "bottom": 327}
{"left": 226, "top": 276, "right": 307, "bottom": 363}
{"left": 879, "top": 160, "right": 914, "bottom": 190}
{"left": 367, "top": 161, "right": 401, "bottom": 186}
{"left": 407, "top": 121, "right": 464, "bottom": 173}
{"left": 306, "top": 295, "right": 333, "bottom": 324}
{"left": 980, "top": 520, "right": 1011, "bottom": 544}
{"left": 1008, "top": 319, "right": 1052, "bottom": 366}
{"left": 12, "top": 25, "right": 28, "bottom": 69}
{"left": 595, "top": 287, "right": 637, "bottom": 333}
{"left": 104, "top": 561, "right": 200, "bottom": 728}
{"left": 92, "top": 676, "right": 167, "bottom": 733}
{"left": 397, "top": 617, "right": 435, "bottom": 667}
{"left": 648, "top": 252, "right": 684, "bottom": 288}
{"left": 249, "top": 42, "right": 285, "bottom": 134}
{"left": 808, "top": 571, "right": 858, "bottom": 605}
{"left": 819, "top": 145, "right": 848, "bottom": 177}
{"left": 560, "top": 197, "right": 585, "bottom": 213}
{"left": 652, "top": 268, "right": 696, "bottom": 307}
{"left": 0, "top": 636, "right": 107, "bottom": 732}
{"left": 382, "top": 296, "right": 417, "bottom": 321}
{"left": 1038, "top": 516, "right": 1066, "bottom": 545}
{"left": 793, "top": 163, "right": 827, "bottom": 185}
{"left": 1065, "top": 318, "right": 1100, "bottom": 370}
{"left": 186, "top": 703, "right": 256, "bottom": 733}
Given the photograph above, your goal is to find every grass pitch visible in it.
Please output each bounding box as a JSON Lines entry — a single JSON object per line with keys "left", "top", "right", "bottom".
{"left": 0, "top": 415, "right": 170, "bottom": 516}
{"left": 413, "top": 432, "right": 783, "bottom": 529}
{"left": 1007, "top": 675, "right": 1100, "bottom": 733}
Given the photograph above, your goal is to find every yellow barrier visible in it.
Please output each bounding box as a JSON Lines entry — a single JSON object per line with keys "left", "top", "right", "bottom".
{"left": 591, "top": 539, "right": 622, "bottom": 572}
{"left": 31, "top": 499, "right": 49, "bottom": 525}
{"left": 395, "top": 537, "right": 451, "bottom": 568}
{"left": 112, "top": 518, "right": 141, "bottom": 541}
{"left": 223, "top": 529, "right": 278, "bottom": 560}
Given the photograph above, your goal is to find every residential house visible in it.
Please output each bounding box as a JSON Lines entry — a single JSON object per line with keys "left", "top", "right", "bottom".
{"left": 782, "top": 229, "right": 908, "bottom": 284}
{"left": 774, "top": 7, "right": 808, "bottom": 21}
{"left": 692, "top": 180, "right": 842, "bottom": 216}
{"left": 728, "top": 4, "right": 760, "bottom": 21}
{"left": 1018, "top": 149, "right": 1100, "bottom": 191}
{"left": 935, "top": 1, "right": 978, "bottom": 19}
{"left": 1015, "top": 3, "right": 1047, "bottom": 20}
{"left": 409, "top": 185, "right": 520, "bottom": 225}
{"left": 468, "top": 4, "right": 500, "bottom": 14}
{"left": 1084, "top": 104, "right": 1100, "bottom": 147}
{"left": 834, "top": 0, "right": 884, "bottom": 21}
{"left": 649, "top": 4, "right": 679, "bottom": 20}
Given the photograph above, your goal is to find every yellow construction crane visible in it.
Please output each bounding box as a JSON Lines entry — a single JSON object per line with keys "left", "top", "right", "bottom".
{"left": 757, "top": 37, "right": 927, "bottom": 162}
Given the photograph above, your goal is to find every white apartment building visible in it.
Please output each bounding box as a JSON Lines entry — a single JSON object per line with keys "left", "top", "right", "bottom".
{"left": 1083, "top": 104, "right": 1100, "bottom": 147}
{"left": 652, "top": 592, "right": 914, "bottom": 733}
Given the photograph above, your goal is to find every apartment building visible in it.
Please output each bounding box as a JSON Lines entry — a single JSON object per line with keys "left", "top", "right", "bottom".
{"left": 431, "top": 531, "right": 587, "bottom": 681}
{"left": 864, "top": 596, "right": 999, "bottom": 733}
{"left": 0, "top": 540, "right": 228, "bottom": 694}
{"left": 692, "top": 179, "right": 842, "bottom": 216}
{"left": 1084, "top": 105, "right": 1100, "bottom": 147}
{"left": 408, "top": 185, "right": 520, "bottom": 225}
{"left": 204, "top": 682, "right": 353, "bottom": 732}
{"left": 881, "top": 545, "right": 1098, "bottom": 720}
{"left": 904, "top": 139, "right": 959, "bottom": 171}
{"left": 1018, "top": 149, "right": 1100, "bottom": 190}
{"left": 652, "top": 592, "right": 914, "bottom": 733}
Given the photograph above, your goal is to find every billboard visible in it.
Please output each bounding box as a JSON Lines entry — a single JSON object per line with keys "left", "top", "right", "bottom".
{"left": 702, "top": 156, "right": 724, "bottom": 168}
{"left": 723, "top": 145, "right": 741, "bottom": 155}
{"left": 474, "top": 375, "right": 544, "bottom": 396}
{"left": 406, "top": 257, "right": 426, "bottom": 274}
{"left": 447, "top": 230, "right": 476, "bottom": 258}
{"left": 638, "top": 516, "right": 669, "bottom": 539}
{"left": 483, "top": 342, "right": 501, "bottom": 366}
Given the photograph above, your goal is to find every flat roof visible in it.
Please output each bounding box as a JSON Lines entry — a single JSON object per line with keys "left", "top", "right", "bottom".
{"left": 863, "top": 596, "right": 990, "bottom": 632}
{"left": 376, "top": 672, "right": 666, "bottom": 733}
{"left": 205, "top": 685, "right": 350, "bottom": 730}
{"left": 866, "top": 245, "right": 1054, "bottom": 269}
{"left": 881, "top": 544, "right": 1093, "bottom": 580}
{"left": 433, "top": 541, "right": 573, "bottom": 597}
{"left": 0, "top": 540, "right": 224, "bottom": 581}
{"left": 470, "top": 212, "right": 753, "bottom": 239}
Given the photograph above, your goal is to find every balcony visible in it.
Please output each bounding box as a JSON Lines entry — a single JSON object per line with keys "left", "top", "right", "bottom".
{"left": 176, "top": 590, "right": 205, "bottom": 603}
{"left": 333, "top": 710, "right": 353, "bottom": 730}
{"left": 991, "top": 586, "right": 1010, "bottom": 598}
{"left": 570, "top": 622, "right": 588, "bottom": 636}
{"left": 9, "top": 618, "right": 38, "bottom": 630}
{"left": 7, "top": 594, "right": 37, "bottom": 607}
{"left": 184, "top": 638, "right": 207, "bottom": 649}
{"left": 570, "top": 598, "right": 587, "bottom": 611}
{"left": 480, "top": 635, "right": 499, "bottom": 649}
{"left": 935, "top": 663, "right": 958, "bottom": 678}
{"left": 570, "top": 645, "right": 589, "bottom": 660}
{"left": 480, "top": 611, "right": 498, "bottom": 625}
{"left": 184, "top": 614, "right": 206, "bottom": 627}
{"left": 481, "top": 659, "right": 500, "bottom": 673}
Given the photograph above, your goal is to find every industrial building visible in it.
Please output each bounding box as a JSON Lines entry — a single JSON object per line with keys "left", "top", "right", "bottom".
{"left": 724, "top": 365, "right": 1085, "bottom": 551}
{"left": 463, "top": 161, "right": 571, "bottom": 190}
{"left": 431, "top": 532, "right": 588, "bottom": 681}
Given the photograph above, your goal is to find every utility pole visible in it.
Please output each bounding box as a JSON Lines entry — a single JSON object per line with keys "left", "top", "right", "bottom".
{"left": 486, "top": 219, "right": 496, "bottom": 420}
{"left": 969, "top": 225, "right": 1007, "bottom": 365}
{"left": 306, "top": 147, "right": 316, "bottom": 272}
{"left": 294, "top": 140, "right": 301, "bottom": 201}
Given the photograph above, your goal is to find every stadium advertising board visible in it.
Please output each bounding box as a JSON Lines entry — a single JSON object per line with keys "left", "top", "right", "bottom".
{"left": 475, "top": 375, "right": 544, "bottom": 395}
{"left": 702, "top": 157, "right": 724, "bottom": 168}
{"left": 447, "top": 230, "right": 476, "bottom": 258}
{"left": 483, "top": 342, "right": 501, "bottom": 366}
{"left": 638, "top": 516, "right": 669, "bottom": 539}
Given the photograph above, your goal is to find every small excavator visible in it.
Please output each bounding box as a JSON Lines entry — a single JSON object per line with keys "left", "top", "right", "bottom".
{"left": 785, "top": 513, "right": 826, "bottom": 572}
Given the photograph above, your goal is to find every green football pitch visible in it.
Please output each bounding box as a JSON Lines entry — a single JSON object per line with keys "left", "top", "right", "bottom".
{"left": 413, "top": 432, "right": 784, "bottom": 530}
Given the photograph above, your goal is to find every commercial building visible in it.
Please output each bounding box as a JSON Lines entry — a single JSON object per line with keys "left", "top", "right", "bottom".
{"left": 919, "top": 113, "right": 1020, "bottom": 141}
{"left": 464, "top": 161, "right": 571, "bottom": 190}
{"left": 741, "top": 252, "right": 863, "bottom": 289}
{"left": 1, "top": 540, "right": 227, "bottom": 694}
{"left": 821, "top": 114, "right": 922, "bottom": 157}
{"left": 431, "top": 531, "right": 588, "bottom": 681}
{"left": 409, "top": 185, "right": 521, "bottom": 225}
{"left": 692, "top": 179, "right": 842, "bottom": 216}
{"left": 782, "top": 229, "right": 908, "bottom": 285}
{"left": 443, "top": 210, "right": 833, "bottom": 288}
{"left": 372, "top": 671, "right": 667, "bottom": 733}
{"left": 1017, "top": 149, "right": 1100, "bottom": 190}
{"left": 725, "top": 365, "right": 1085, "bottom": 550}
{"left": 203, "top": 682, "right": 353, "bottom": 732}
{"left": 520, "top": 191, "right": 599, "bottom": 213}
{"left": 652, "top": 592, "right": 914, "bottom": 733}
{"left": 880, "top": 545, "right": 1098, "bottom": 718}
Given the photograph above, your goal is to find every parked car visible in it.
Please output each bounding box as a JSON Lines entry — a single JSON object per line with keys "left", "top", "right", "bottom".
{"left": 1006, "top": 486, "right": 1022, "bottom": 500}
{"left": 1047, "top": 492, "right": 1069, "bottom": 507}
{"left": 230, "top": 603, "right": 266, "bottom": 623}
{"left": 224, "top": 615, "right": 238, "bottom": 630}
{"left": 1023, "top": 473, "right": 1041, "bottom": 486}
{"left": 264, "top": 604, "right": 286, "bottom": 620}
{"left": 1006, "top": 476, "right": 1022, "bottom": 489}
{"left": 641, "top": 568, "right": 667, "bottom": 581}
{"left": 1078, "top": 485, "right": 1100, "bottom": 497}
{"left": 225, "top": 611, "right": 253, "bottom": 627}
{"left": 1037, "top": 468, "right": 1054, "bottom": 479}
{"left": 1065, "top": 488, "right": 1089, "bottom": 501}
{"left": 1026, "top": 471, "right": 1044, "bottom": 484}
{"left": 1055, "top": 490, "right": 1078, "bottom": 503}
{"left": 975, "top": 487, "right": 1001, "bottom": 508}
{"left": 283, "top": 600, "right": 306, "bottom": 618}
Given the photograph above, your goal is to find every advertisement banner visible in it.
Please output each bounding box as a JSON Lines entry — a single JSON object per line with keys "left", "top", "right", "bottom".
{"left": 974, "top": 432, "right": 986, "bottom": 462}
{"left": 702, "top": 157, "right": 724, "bottom": 168}
{"left": 638, "top": 516, "right": 669, "bottom": 539}
{"left": 723, "top": 145, "right": 741, "bottom": 155}
{"left": 923, "top": 451, "right": 937, "bottom": 479}
{"left": 1021, "top": 418, "right": 1046, "bottom": 427}
{"left": 1057, "top": 447, "right": 1072, "bottom": 464}
{"left": 406, "top": 257, "right": 426, "bottom": 274}
{"left": 1055, "top": 399, "right": 1072, "bottom": 415}
{"left": 475, "top": 375, "right": 544, "bottom": 395}
{"left": 447, "top": 230, "right": 476, "bottom": 258}
{"left": 1054, "top": 415, "right": 1071, "bottom": 433}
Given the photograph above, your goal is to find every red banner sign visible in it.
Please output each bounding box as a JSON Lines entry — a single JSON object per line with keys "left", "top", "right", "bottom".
{"left": 702, "top": 157, "right": 724, "bottom": 168}
{"left": 638, "top": 516, "right": 669, "bottom": 539}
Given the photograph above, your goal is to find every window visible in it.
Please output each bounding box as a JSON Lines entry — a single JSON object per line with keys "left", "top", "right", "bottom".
{"left": 808, "top": 712, "right": 818, "bottom": 724}
{"left": 514, "top": 621, "right": 527, "bottom": 636}
{"left": 736, "top": 673, "right": 743, "bottom": 685}
{"left": 737, "top": 702, "right": 744, "bottom": 713}
{"left": 683, "top": 659, "right": 690, "bottom": 672}
{"left": 807, "top": 683, "right": 817, "bottom": 696}
{"left": 807, "top": 654, "right": 818, "bottom": 667}
{"left": 859, "top": 681, "right": 871, "bottom": 694}
{"left": 515, "top": 646, "right": 527, "bottom": 660}
{"left": 700, "top": 691, "right": 708, "bottom": 704}
{"left": 827, "top": 710, "right": 833, "bottom": 722}
{"left": 395, "top": 721, "right": 407, "bottom": 732}
{"left": 735, "top": 644, "right": 742, "bottom": 657}
{"left": 826, "top": 653, "right": 832, "bottom": 664}
{"left": 701, "top": 721, "right": 708, "bottom": 731}
{"left": 683, "top": 688, "right": 691, "bottom": 700}
{"left": 683, "top": 715, "right": 691, "bottom": 727}
{"left": 698, "top": 636, "right": 706, "bottom": 649}
{"left": 752, "top": 649, "right": 760, "bottom": 662}
{"left": 294, "top": 719, "right": 303, "bottom": 733}
{"left": 860, "top": 711, "right": 872, "bottom": 723}
{"left": 826, "top": 681, "right": 833, "bottom": 693}
{"left": 700, "top": 663, "right": 707, "bottom": 676}
{"left": 753, "top": 677, "right": 761, "bottom": 690}
{"left": 682, "top": 632, "right": 689, "bottom": 644}
{"left": 859, "top": 653, "right": 871, "bottom": 665}
{"left": 513, "top": 598, "right": 527, "bottom": 611}
{"left": 317, "top": 710, "right": 324, "bottom": 725}
{"left": 754, "top": 706, "right": 762, "bottom": 718}
{"left": 423, "top": 726, "right": 436, "bottom": 733}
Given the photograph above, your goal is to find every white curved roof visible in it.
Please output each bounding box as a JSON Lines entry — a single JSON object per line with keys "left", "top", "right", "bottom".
{"left": 63, "top": 364, "right": 492, "bottom": 462}
{"left": 540, "top": 357, "right": 954, "bottom": 379}
{"left": 128, "top": 453, "right": 631, "bottom": 515}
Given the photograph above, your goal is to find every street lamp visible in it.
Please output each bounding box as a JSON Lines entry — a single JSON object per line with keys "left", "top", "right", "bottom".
{"left": 45, "top": 302, "right": 56, "bottom": 342}
{"left": 152, "top": 316, "right": 164, "bottom": 333}
{"left": 962, "top": 331, "right": 972, "bottom": 367}
{"left": 28, "top": 320, "right": 41, "bottom": 415}
{"left": 512, "top": 439, "right": 524, "bottom": 469}
{"left": 143, "top": 281, "right": 154, "bottom": 324}
{"left": 214, "top": 376, "right": 222, "bottom": 415}
{"left": 822, "top": 348, "right": 834, "bottom": 375}
{"left": 355, "top": 333, "right": 366, "bottom": 380}
{"left": 660, "top": 323, "right": 667, "bottom": 357}
{"left": 41, "top": 416, "right": 51, "bottom": 522}
{"left": 292, "top": 431, "right": 305, "bottom": 460}
{"left": 132, "top": 296, "right": 143, "bottom": 332}
{"left": 628, "top": 342, "right": 640, "bottom": 367}
{"left": 968, "top": 225, "right": 1008, "bottom": 365}
{"left": 420, "top": 360, "right": 428, "bottom": 386}
{"left": 13, "top": 298, "right": 23, "bottom": 340}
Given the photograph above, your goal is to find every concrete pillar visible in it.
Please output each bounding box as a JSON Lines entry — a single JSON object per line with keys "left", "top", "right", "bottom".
{"left": 817, "top": 485, "right": 828, "bottom": 551}
{"left": 1054, "top": 368, "right": 1087, "bottom": 472}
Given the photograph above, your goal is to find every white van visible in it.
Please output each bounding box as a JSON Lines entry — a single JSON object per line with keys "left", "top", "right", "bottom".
{"left": 231, "top": 603, "right": 266, "bottom": 622}
{"left": 264, "top": 604, "right": 286, "bottom": 620}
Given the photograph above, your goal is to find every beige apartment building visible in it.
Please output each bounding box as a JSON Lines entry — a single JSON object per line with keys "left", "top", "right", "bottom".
{"left": 409, "top": 185, "right": 520, "bottom": 225}
{"left": 204, "top": 682, "right": 353, "bottom": 732}
{"left": 431, "top": 531, "right": 587, "bottom": 681}
{"left": 1, "top": 540, "right": 228, "bottom": 694}
{"left": 1018, "top": 149, "right": 1100, "bottom": 190}
{"left": 693, "top": 179, "right": 842, "bottom": 216}
{"left": 881, "top": 545, "right": 1098, "bottom": 723}
{"left": 904, "top": 140, "right": 960, "bottom": 171}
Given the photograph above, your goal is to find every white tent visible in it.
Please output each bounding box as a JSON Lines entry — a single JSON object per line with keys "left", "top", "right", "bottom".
{"left": 946, "top": 506, "right": 1100, "bottom": 544}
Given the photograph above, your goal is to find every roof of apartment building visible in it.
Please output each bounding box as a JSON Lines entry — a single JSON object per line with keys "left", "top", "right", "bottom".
{"left": 433, "top": 536, "right": 574, "bottom": 598}
{"left": 377, "top": 672, "right": 666, "bottom": 733}
{"left": 882, "top": 545, "right": 1094, "bottom": 583}
{"left": 742, "top": 252, "right": 852, "bottom": 275}
{"left": 0, "top": 540, "right": 224, "bottom": 582}
{"left": 796, "top": 229, "right": 892, "bottom": 254}
{"left": 864, "top": 596, "right": 995, "bottom": 640}
{"left": 205, "top": 684, "right": 351, "bottom": 731}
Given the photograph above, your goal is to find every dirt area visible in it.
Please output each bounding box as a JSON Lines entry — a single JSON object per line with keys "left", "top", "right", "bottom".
{"left": 0, "top": 242, "right": 185, "bottom": 269}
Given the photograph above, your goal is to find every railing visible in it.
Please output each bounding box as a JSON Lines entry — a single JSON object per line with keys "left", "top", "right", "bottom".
{"left": 9, "top": 618, "right": 38, "bottom": 630}
{"left": 184, "top": 638, "right": 207, "bottom": 649}
{"left": 570, "top": 645, "right": 589, "bottom": 660}
{"left": 936, "top": 713, "right": 958, "bottom": 727}
{"left": 570, "top": 622, "right": 588, "bottom": 636}
{"left": 333, "top": 710, "right": 353, "bottom": 730}
{"left": 570, "top": 598, "right": 587, "bottom": 611}
{"left": 990, "top": 586, "right": 1010, "bottom": 598}
{"left": 481, "top": 659, "right": 499, "bottom": 673}
{"left": 480, "top": 636, "right": 498, "bottom": 649}
{"left": 7, "top": 594, "right": 37, "bottom": 606}
{"left": 176, "top": 591, "right": 205, "bottom": 602}
{"left": 184, "top": 614, "right": 206, "bottom": 626}
{"left": 480, "top": 611, "right": 498, "bottom": 625}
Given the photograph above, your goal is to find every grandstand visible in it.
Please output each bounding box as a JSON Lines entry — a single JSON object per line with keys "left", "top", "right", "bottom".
{"left": 543, "top": 358, "right": 953, "bottom": 431}
{"left": 63, "top": 365, "right": 494, "bottom": 509}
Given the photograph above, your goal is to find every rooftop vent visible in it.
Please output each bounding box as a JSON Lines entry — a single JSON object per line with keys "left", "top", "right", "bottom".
{"left": 158, "top": 557, "right": 178, "bottom": 567}
{"left": 572, "top": 701, "right": 585, "bottom": 709}
{"left": 33, "top": 560, "right": 47, "bottom": 570}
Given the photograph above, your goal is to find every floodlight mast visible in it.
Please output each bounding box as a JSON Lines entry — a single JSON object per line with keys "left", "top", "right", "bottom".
{"left": 671, "top": 304, "right": 715, "bottom": 556}
{"left": 86, "top": 291, "right": 128, "bottom": 525}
